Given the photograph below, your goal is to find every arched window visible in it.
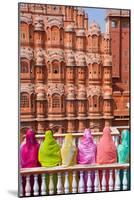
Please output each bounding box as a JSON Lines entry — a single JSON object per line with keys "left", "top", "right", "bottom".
{"left": 93, "top": 95, "right": 98, "bottom": 108}
{"left": 51, "top": 26, "right": 60, "bottom": 44}
{"left": 52, "top": 94, "right": 60, "bottom": 108}
{"left": 21, "top": 61, "right": 29, "bottom": 73}
{"left": 20, "top": 22, "right": 29, "bottom": 43}
{"left": 20, "top": 93, "right": 29, "bottom": 108}
{"left": 92, "top": 35, "right": 98, "bottom": 52}
{"left": 92, "top": 63, "right": 98, "bottom": 76}
{"left": 52, "top": 60, "right": 59, "bottom": 74}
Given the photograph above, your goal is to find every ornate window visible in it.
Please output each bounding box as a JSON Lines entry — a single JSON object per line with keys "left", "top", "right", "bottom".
{"left": 52, "top": 60, "right": 59, "bottom": 74}
{"left": 92, "top": 63, "right": 98, "bottom": 76}
{"left": 21, "top": 33, "right": 26, "bottom": 39}
{"left": 53, "top": 66, "right": 59, "bottom": 74}
{"left": 51, "top": 26, "right": 60, "bottom": 44}
{"left": 21, "top": 61, "right": 29, "bottom": 73}
{"left": 20, "top": 93, "right": 29, "bottom": 108}
{"left": 92, "top": 36, "right": 98, "bottom": 52}
{"left": 20, "top": 23, "right": 29, "bottom": 43}
{"left": 52, "top": 94, "right": 60, "bottom": 108}
{"left": 93, "top": 95, "right": 98, "bottom": 108}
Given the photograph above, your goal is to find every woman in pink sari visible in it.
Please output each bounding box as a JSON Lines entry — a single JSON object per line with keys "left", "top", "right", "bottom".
{"left": 20, "top": 129, "right": 40, "bottom": 168}
{"left": 77, "top": 128, "right": 97, "bottom": 192}
{"left": 97, "top": 127, "right": 117, "bottom": 191}
{"left": 97, "top": 127, "right": 117, "bottom": 164}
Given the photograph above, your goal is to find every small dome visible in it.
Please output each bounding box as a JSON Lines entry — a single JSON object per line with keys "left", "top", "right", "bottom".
{"left": 37, "top": 92, "right": 46, "bottom": 100}
{"left": 65, "top": 24, "right": 74, "bottom": 32}
{"left": 103, "top": 87, "right": 112, "bottom": 99}
{"left": 103, "top": 57, "right": 112, "bottom": 66}
{"left": 77, "top": 54, "right": 86, "bottom": 66}
{"left": 76, "top": 29, "right": 85, "bottom": 37}
{"left": 67, "top": 86, "right": 75, "bottom": 99}
{"left": 77, "top": 86, "right": 86, "bottom": 99}
{"left": 36, "top": 50, "right": 44, "bottom": 65}
{"left": 66, "top": 53, "right": 75, "bottom": 66}
{"left": 78, "top": 8, "right": 85, "bottom": 15}
{"left": 103, "top": 33, "right": 110, "bottom": 40}
{"left": 34, "top": 16, "right": 44, "bottom": 31}
{"left": 88, "top": 21, "right": 101, "bottom": 36}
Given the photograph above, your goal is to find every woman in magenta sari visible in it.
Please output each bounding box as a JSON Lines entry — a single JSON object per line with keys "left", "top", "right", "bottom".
{"left": 78, "top": 128, "right": 96, "bottom": 164}
{"left": 77, "top": 128, "right": 97, "bottom": 192}
{"left": 20, "top": 129, "right": 40, "bottom": 168}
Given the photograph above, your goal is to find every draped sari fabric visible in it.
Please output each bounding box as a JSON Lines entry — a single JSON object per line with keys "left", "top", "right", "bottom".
{"left": 61, "top": 133, "right": 77, "bottom": 166}
{"left": 61, "top": 133, "right": 77, "bottom": 192}
{"left": 38, "top": 130, "right": 61, "bottom": 167}
{"left": 20, "top": 129, "right": 40, "bottom": 168}
{"left": 97, "top": 127, "right": 117, "bottom": 164}
{"left": 77, "top": 128, "right": 97, "bottom": 192}
{"left": 38, "top": 130, "right": 62, "bottom": 194}
{"left": 118, "top": 129, "right": 130, "bottom": 190}
{"left": 118, "top": 129, "right": 130, "bottom": 163}
{"left": 97, "top": 127, "right": 117, "bottom": 191}
{"left": 77, "top": 128, "right": 96, "bottom": 164}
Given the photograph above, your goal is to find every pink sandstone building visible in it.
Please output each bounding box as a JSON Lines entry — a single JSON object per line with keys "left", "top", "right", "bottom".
{"left": 106, "top": 9, "right": 130, "bottom": 127}
{"left": 19, "top": 3, "right": 122, "bottom": 137}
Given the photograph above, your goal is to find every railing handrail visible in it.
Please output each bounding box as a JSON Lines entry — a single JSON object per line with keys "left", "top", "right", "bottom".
{"left": 22, "top": 130, "right": 120, "bottom": 139}
{"left": 20, "top": 163, "right": 129, "bottom": 175}
{"left": 36, "top": 131, "right": 119, "bottom": 138}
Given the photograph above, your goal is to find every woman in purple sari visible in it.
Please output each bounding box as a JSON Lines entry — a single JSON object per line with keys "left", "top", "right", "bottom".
{"left": 20, "top": 129, "right": 40, "bottom": 168}
{"left": 77, "top": 128, "right": 97, "bottom": 191}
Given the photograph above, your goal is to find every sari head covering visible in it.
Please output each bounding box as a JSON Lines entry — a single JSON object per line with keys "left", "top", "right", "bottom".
{"left": 97, "top": 127, "right": 117, "bottom": 164}
{"left": 77, "top": 128, "right": 97, "bottom": 164}
{"left": 20, "top": 129, "right": 40, "bottom": 168}
{"left": 38, "top": 129, "right": 61, "bottom": 167}
{"left": 61, "top": 133, "right": 77, "bottom": 166}
{"left": 118, "top": 129, "right": 130, "bottom": 163}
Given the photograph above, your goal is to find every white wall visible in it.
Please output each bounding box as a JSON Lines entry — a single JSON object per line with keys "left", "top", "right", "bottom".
{"left": 0, "top": 0, "right": 133, "bottom": 199}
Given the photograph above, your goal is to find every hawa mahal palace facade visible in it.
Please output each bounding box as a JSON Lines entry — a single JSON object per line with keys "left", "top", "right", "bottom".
{"left": 19, "top": 3, "right": 130, "bottom": 136}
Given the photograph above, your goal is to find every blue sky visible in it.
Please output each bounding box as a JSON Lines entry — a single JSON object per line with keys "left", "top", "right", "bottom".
{"left": 84, "top": 7, "right": 106, "bottom": 33}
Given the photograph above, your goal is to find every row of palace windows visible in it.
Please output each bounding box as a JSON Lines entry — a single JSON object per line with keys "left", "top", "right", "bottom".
{"left": 21, "top": 25, "right": 110, "bottom": 49}
{"left": 20, "top": 93, "right": 104, "bottom": 109}
{"left": 21, "top": 61, "right": 107, "bottom": 80}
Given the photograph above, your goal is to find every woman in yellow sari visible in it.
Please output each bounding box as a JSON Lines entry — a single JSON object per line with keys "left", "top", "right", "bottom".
{"left": 61, "top": 133, "right": 77, "bottom": 193}
{"left": 61, "top": 133, "right": 77, "bottom": 166}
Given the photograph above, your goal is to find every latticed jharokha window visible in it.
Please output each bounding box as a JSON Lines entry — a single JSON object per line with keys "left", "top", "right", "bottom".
{"left": 52, "top": 95, "right": 60, "bottom": 108}
{"left": 51, "top": 26, "right": 59, "bottom": 44}
{"left": 21, "top": 32, "right": 26, "bottom": 39}
{"left": 53, "top": 66, "right": 59, "bottom": 74}
{"left": 52, "top": 60, "right": 59, "bottom": 74}
{"left": 93, "top": 95, "right": 98, "bottom": 108}
{"left": 21, "top": 61, "right": 29, "bottom": 73}
{"left": 20, "top": 93, "right": 29, "bottom": 108}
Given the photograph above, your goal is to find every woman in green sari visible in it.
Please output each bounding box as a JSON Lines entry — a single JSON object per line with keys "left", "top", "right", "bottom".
{"left": 38, "top": 129, "right": 61, "bottom": 167}
{"left": 117, "top": 129, "right": 130, "bottom": 190}
{"left": 38, "top": 129, "right": 62, "bottom": 194}
{"left": 118, "top": 129, "right": 130, "bottom": 163}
